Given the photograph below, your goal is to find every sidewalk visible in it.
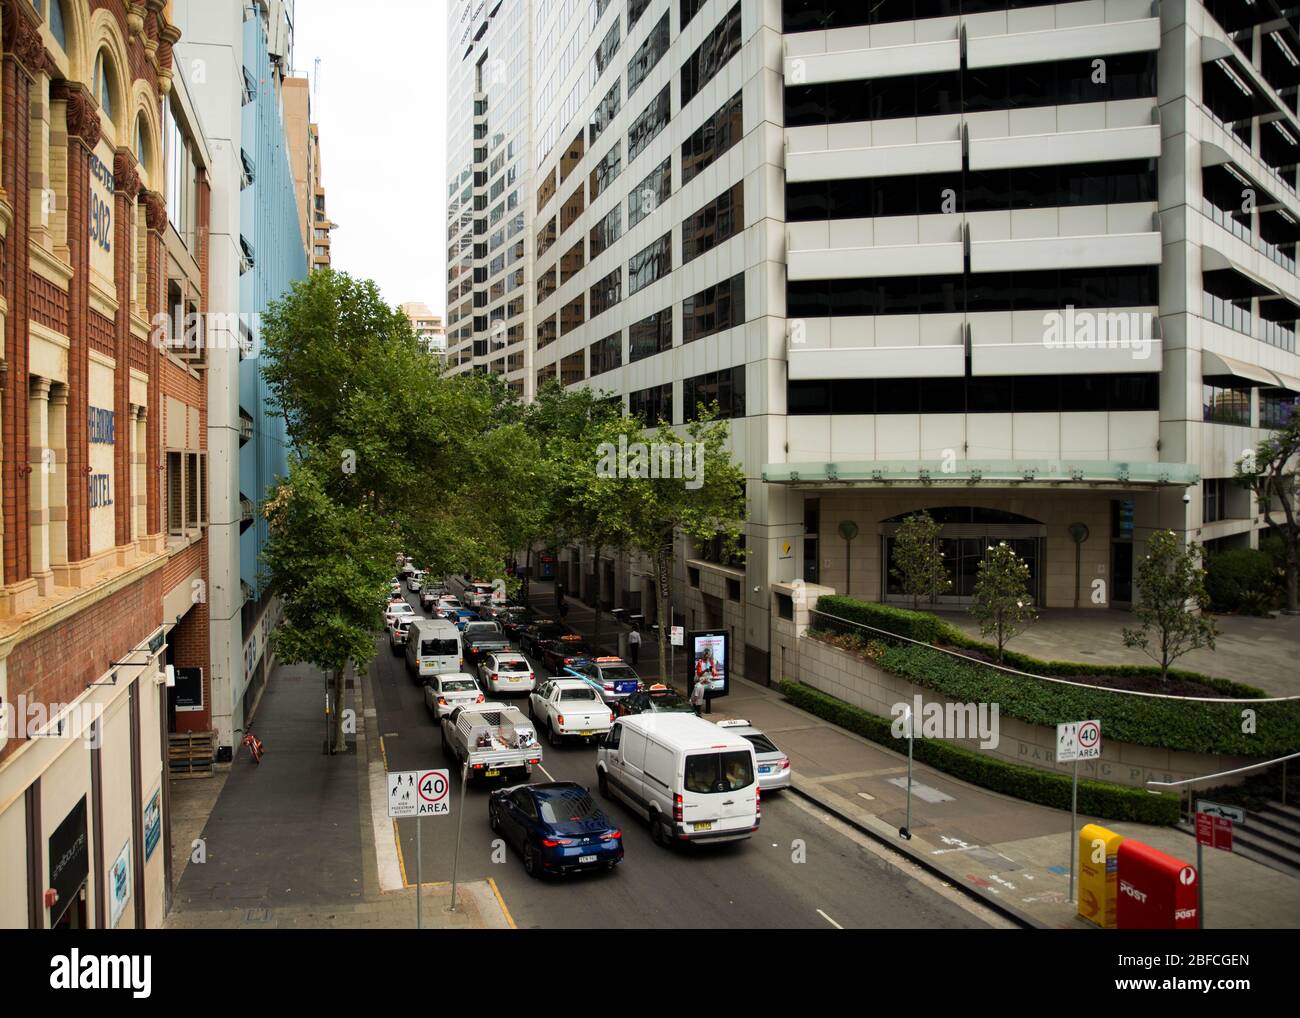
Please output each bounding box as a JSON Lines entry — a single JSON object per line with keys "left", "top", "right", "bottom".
{"left": 164, "top": 660, "right": 510, "bottom": 930}
{"left": 545, "top": 583, "right": 1300, "bottom": 929}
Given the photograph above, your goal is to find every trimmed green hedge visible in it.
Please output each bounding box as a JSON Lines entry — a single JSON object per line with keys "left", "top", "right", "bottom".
{"left": 815, "top": 594, "right": 1270, "bottom": 698}
{"left": 780, "top": 680, "right": 1182, "bottom": 825}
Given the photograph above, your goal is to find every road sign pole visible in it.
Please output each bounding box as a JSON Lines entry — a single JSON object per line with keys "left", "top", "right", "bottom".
{"left": 416, "top": 814, "right": 422, "bottom": 930}
{"left": 900, "top": 708, "right": 913, "bottom": 840}
{"left": 1069, "top": 758, "right": 1078, "bottom": 902}
{"left": 449, "top": 761, "right": 468, "bottom": 912}
{"left": 1197, "top": 838, "right": 1204, "bottom": 930}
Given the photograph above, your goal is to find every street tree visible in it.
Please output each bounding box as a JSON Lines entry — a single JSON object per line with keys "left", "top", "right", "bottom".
{"left": 890, "top": 510, "right": 951, "bottom": 609}
{"left": 1236, "top": 417, "right": 1300, "bottom": 614}
{"left": 262, "top": 457, "right": 399, "bottom": 753}
{"left": 1122, "top": 529, "right": 1218, "bottom": 681}
{"left": 576, "top": 406, "right": 747, "bottom": 688}
{"left": 969, "top": 541, "right": 1037, "bottom": 663}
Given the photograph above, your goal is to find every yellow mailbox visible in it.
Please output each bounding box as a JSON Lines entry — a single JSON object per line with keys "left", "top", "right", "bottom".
{"left": 1078, "top": 823, "right": 1125, "bottom": 928}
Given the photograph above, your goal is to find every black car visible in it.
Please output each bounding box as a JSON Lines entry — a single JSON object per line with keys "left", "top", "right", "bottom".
{"left": 538, "top": 635, "right": 590, "bottom": 672}
{"left": 613, "top": 687, "right": 695, "bottom": 718}
{"left": 519, "top": 619, "right": 566, "bottom": 656}
{"left": 496, "top": 606, "right": 536, "bottom": 639}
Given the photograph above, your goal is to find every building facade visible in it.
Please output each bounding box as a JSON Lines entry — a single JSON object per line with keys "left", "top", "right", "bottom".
{"left": 490, "top": 0, "right": 1300, "bottom": 685}
{"left": 445, "top": 0, "right": 534, "bottom": 391}
{"left": 400, "top": 301, "right": 447, "bottom": 354}
{"left": 0, "top": 0, "right": 205, "bottom": 929}
{"left": 284, "top": 75, "right": 334, "bottom": 272}
{"left": 173, "top": 0, "right": 306, "bottom": 757}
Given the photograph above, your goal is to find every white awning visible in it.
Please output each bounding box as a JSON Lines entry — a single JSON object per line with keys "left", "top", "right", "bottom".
{"left": 1202, "top": 350, "right": 1283, "bottom": 386}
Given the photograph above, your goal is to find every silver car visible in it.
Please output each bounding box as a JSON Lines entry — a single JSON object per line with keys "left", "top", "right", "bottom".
{"left": 423, "top": 673, "right": 485, "bottom": 721}
{"left": 715, "top": 720, "right": 791, "bottom": 791}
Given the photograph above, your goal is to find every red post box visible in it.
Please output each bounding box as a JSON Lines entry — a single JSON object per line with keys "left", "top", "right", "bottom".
{"left": 1116, "top": 839, "right": 1199, "bottom": 929}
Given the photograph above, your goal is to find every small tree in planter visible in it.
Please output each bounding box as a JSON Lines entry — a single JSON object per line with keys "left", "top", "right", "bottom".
{"left": 1123, "top": 529, "right": 1218, "bottom": 681}
{"left": 1236, "top": 416, "right": 1300, "bottom": 614}
{"left": 970, "top": 541, "right": 1037, "bottom": 663}
{"left": 890, "top": 511, "right": 952, "bottom": 609}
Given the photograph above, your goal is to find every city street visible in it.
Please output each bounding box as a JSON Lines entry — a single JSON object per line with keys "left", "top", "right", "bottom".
{"left": 371, "top": 590, "right": 993, "bottom": 930}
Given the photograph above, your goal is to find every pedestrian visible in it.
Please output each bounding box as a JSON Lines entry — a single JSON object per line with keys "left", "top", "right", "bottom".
{"left": 691, "top": 674, "right": 708, "bottom": 717}
{"left": 555, "top": 580, "right": 566, "bottom": 612}
{"left": 627, "top": 626, "right": 641, "bottom": 666}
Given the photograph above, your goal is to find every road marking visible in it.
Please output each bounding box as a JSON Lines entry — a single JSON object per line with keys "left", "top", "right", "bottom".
{"left": 489, "top": 878, "right": 517, "bottom": 930}
{"left": 817, "top": 909, "right": 842, "bottom": 929}
{"left": 537, "top": 762, "right": 556, "bottom": 782}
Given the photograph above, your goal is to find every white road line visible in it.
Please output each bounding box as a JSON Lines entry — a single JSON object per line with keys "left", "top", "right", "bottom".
{"left": 817, "top": 909, "right": 842, "bottom": 929}
{"left": 537, "top": 762, "right": 556, "bottom": 781}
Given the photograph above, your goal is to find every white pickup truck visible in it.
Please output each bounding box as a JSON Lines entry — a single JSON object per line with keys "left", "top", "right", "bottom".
{"left": 440, "top": 702, "right": 542, "bottom": 782}
{"left": 528, "top": 678, "right": 615, "bottom": 746}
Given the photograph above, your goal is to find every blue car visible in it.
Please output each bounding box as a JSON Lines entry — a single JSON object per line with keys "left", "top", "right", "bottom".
{"left": 488, "top": 782, "right": 624, "bottom": 878}
{"left": 450, "top": 609, "right": 480, "bottom": 631}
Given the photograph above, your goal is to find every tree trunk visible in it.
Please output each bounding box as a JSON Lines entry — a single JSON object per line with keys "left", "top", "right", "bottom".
{"left": 654, "top": 554, "right": 671, "bottom": 691}
{"left": 330, "top": 664, "right": 349, "bottom": 754}
{"left": 592, "top": 543, "right": 603, "bottom": 651}
{"left": 1286, "top": 550, "right": 1299, "bottom": 614}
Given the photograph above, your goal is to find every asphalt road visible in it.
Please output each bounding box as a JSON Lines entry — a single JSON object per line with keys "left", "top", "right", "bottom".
{"left": 372, "top": 588, "right": 992, "bottom": 929}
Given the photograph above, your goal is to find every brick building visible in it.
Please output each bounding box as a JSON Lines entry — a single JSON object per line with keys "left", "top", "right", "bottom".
{"left": 0, "top": 0, "right": 208, "bottom": 929}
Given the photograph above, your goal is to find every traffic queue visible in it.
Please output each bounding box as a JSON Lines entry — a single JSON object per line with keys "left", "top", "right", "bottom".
{"left": 384, "top": 556, "right": 792, "bottom": 879}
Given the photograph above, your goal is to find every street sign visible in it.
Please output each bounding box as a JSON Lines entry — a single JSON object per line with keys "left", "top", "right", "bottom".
{"left": 416, "top": 769, "right": 451, "bottom": 817}
{"left": 1057, "top": 719, "right": 1102, "bottom": 763}
{"left": 387, "top": 770, "right": 419, "bottom": 819}
{"left": 1196, "top": 812, "right": 1234, "bottom": 852}
{"left": 670, "top": 626, "right": 684, "bottom": 646}
{"left": 1196, "top": 800, "right": 1246, "bottom": 825}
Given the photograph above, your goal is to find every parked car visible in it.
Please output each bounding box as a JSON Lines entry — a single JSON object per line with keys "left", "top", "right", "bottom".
{"left": 596, "top": 714, "right": 760, "bottom": 847}
{"left": 562, "top": 657, "right": 642, "bottom": 704}
{"left": 488, "top": 782, "right": 623, "bottom": 878}
{"left": 479, "top": 652, "right": 536, "bottom": 696}
{"left": 714, "top": 720, "right": 791, "bottom": 791}
{"left": 388, "top": 616, "right": 413, "bottom": 655}
{"left": 519, "top": 619, "right": 566, "bottom": 656}
{"left": 423, "top": 672, "right": 485, "bottom": 721}
{"left": 538, "top": 634, "right": 590, "bottom": 673}
{"left": 612, "top": 685, "right": 694, "bottom": 718}
{"left": 528, "top": 678, "right": 614, "bottom": 746}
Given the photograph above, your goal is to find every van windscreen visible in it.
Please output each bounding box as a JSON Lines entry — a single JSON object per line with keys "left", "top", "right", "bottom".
{"left": 684, "top": 751, "right": 754, "bottom": 794}
{"left": 421, "top": 639, "right": 458, "bottom": 656}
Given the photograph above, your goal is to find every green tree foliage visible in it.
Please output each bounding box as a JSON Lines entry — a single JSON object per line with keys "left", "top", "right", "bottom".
{"left": 1123, "top": 530, "right": 1217, "bottom": 681}
{"left": 1237, "top": 416, "right": 1300, "bottom": 614}
{"left": 890, "top": 511, "right": 951, "bottom": 609}
{"left": 969, "top": 541, "right": 1037, "bottom": 663}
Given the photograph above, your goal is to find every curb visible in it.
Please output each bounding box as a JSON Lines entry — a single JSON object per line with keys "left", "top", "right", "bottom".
{"left": 788, "top": 781, "right": 1047, "bottom": 929}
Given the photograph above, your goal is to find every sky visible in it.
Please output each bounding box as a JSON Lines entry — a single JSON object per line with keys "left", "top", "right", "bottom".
{"left": 292, "top": 0, "right": 448, "bottom": 314}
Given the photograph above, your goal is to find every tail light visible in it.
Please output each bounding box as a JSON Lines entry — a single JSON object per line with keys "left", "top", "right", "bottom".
{"left": 475, "top": 693, "right": 485, "bottom": 703}
{"left": 557, "top": 714, "right": 565, "bottom": 726}
{"left": 673, "top": 793, "right": 683, "bottom": 822}
{"left": 604, "top": 830, "right": 622, "bottom": 841}
{"left": 756, "top": 786, "right": 762, "bottom": 819}
{"left": 780, "top": 758, "right": 790, "bottom": 771}
{"left": 603, "top": 682, "right": 614, "bottom": 691}
{"left": 437, "top": 697, "right": 448, "bottom": 706}
{"left": 529, "top": 672, "right": 535, "bottom": 682}
{"left": 542, "top": 838, "right": 573, "bottom": 847}
{"left": 564, "top": 657, "right": 576, "bottom": 666}
{"left": 490, "top": 673, "right": 498, "bottom": 683}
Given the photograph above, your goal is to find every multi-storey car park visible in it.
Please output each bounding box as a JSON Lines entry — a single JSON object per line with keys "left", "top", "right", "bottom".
{"left": 448, "top": 0, "right": 1300, "bottom": 687}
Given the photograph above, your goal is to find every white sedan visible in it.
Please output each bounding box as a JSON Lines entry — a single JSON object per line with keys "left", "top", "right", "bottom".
{"left": 478, "top": 653, "right": 536, "bottom": 696}
{"left": 384, "top": 600, "right": 416, "bottom": 628}
{"left": 423, "top": 673, "right": 486, "bottom": 721}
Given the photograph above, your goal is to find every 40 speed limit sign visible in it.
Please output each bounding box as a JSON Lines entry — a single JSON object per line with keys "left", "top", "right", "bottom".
{"left": 416, "top": 769, "right": 451, "bottom": 817}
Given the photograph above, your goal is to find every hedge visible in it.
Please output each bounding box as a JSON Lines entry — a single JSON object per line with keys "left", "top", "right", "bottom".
{"left": 780, "top": 680, "right": 1182, "bottom": 825}
{"left": 814, "top": 594, "right": 1270, "bottom": 698}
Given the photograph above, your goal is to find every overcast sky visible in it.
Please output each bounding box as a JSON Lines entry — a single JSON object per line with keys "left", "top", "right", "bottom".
{"left": 293, "top": 0, "right": 447, "bottom": 314}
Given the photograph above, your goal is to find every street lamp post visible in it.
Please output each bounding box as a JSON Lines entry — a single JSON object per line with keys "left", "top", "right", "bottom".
{"left": 899, "top": 705, "right": 914, "bottom": 840}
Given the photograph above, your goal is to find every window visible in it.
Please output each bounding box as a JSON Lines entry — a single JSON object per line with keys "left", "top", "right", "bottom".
{"left": 1261, "top": 388, "right": 1300, "bottom": 428}
{"left": 682, "top": 182, "right": 744, "bottom": 262}
{"left": 684, "top": 365, "right": 746, "bottom": 419}
{"left": 628, "top": 85, "right": 671, "bottom": 163}
{"left": 628, "top": 12, "right": 670, "bottom": 97}
{"left": 629, "top": 156, "right": 670, "bottom": 227}
{"left": 537, "top": 314, "right": 559, "bottom": 350}
{"left": 681, "top": 0, "right": 708, "bottom": 29}
{"left": 788, "top": 373, "right": 1159, "bottom": 414}
{"left": 537, "top": 362, "right": 558, "bottom": 391}
{"left": 591, "top": 19, "right": 621, "bottom": 90}
{"left": 628, "top": 232, "right": 673, "bottom": 294}
{"left": 590, "top": 332, "right": 623, "bottom": 375}
{"left": 537, "top": 266, "right": 557, "bottom": 304}
{"left": 560, "top": 130, "right": 586, "bottom": 185}
{"left": 561, "top": 184, "right": 586, "bottom": 232}
{"left": 590, "top": 267, "right": 623, "bottom": 317}
{"left": 1202, "top": 383, "right": 1251, "bottom": 426}
{"left": 537, "top": 216, "right": 557, "bottom": 258}
{"left": 1203, "top": 479, "right": 1228, "bottom": 524}
{"left": 48, "top": 0, "right": 67, "bottom": 50}
{"left": 590, "top": 205, "right": 623, "bottom": 258}
{"left": 537, "top": 169, "right": 557, "bottom": 211}
{"left": 561, "top": 350, "right": 586, "bottom": 386}
{"left": 685, "top": 750, "right": 754, "bottom": 793}
{"left": 590, "top": 141, "right": 623, "bottom": 200}
{"left": 683, "top": 273, "right": 745, "bottom": 343}
{"left": 590, "top": 81, "right": 621, "bottom": 145}
{"left": 681, "top": 3, "right": 742, "bottom": 106}
{"left": 629, "top": 382, "right": 673, "bottom": 424}
{"left": 561, "top": 293, "right": 586, "bottom": 335}
{"left": 682, "top": 91, "right": 743, "bottom": 185}
{"left": 629, "top": 307, "right": 673, "bottom": 361}
{"left": 560, "top": 240, "right": 586, "bottom": 284}
{"left": 164, "top": 98, "right": 194, "bottom": 242}
{"left": 166, "top": 451, "right": 183, "bottom": 536}
{"left": 93, "top": 49, "right": 116, "bottom": 119}
{"left": 629, "top": 0, "right": 651, "bottom": 28}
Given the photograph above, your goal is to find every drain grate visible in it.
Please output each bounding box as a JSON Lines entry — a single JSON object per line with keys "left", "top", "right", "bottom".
{"left": 243, "top": 907, "right": 271, "bottom": 923}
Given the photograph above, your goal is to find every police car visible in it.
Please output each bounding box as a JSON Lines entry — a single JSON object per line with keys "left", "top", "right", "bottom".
{"left": 562, "top": 656, "right": 643, "bottom": 705}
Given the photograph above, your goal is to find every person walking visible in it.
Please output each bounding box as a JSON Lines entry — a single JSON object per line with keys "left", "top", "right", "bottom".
{"left": 627, "top": 627, "right": 641, "bottom": 666}
{"left": 691, "top": 675, "right": 708, "bottom": 717}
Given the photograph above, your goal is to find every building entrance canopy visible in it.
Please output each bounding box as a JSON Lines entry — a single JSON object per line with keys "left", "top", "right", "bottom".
{"left": 762, "top": 459, "right": 1199, "bottom": 488}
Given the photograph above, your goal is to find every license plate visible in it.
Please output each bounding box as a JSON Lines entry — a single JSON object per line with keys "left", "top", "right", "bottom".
{"left": 693, "top": 822, "right": 713, "bottom": 832}
{"left": 579, "top": 731, "right": 594, "bottom": 737}
{"left": 578, "top": 854, "right": 597, "bottom": 864}
{"left": 485, "top": 769, "right": 500, "bottom": 778}
{"left": 759, "top": 766, "right": 771, "bottom": 774}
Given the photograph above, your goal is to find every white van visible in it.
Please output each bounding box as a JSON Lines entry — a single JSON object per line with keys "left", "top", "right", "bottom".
{"left": 596, "top": 714, "right": 759, "bottom": 847}
{"left": 405, "top": 618, "right": 463, "bottom": 681}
